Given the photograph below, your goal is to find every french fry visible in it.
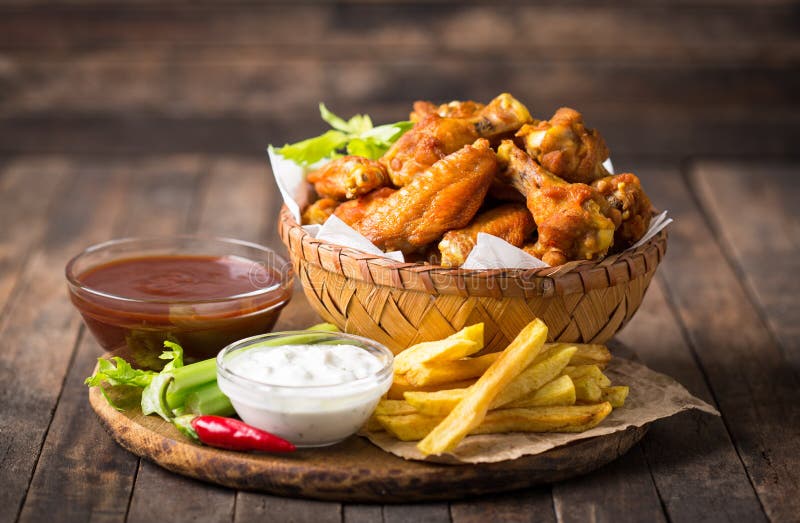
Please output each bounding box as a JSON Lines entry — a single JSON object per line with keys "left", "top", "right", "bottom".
{"left": 405, "top": 352, "right": 500, "bottom": 387}
{"left": 562, "top": 365, "right": 612, "bottom": 388}
{"left": 417, "top": 318, "right": 548, "bottom": 455}
{"left": 601, "top": 385, "right": 629, "bottom": 408}
{"left": 404, "top": 388, "right": 469, "bottom": 417}
{"left": 378, "top": 402, "right": 613, "bottom": 442}
{"left": 364, "top": 416, "right": 384, "bottom": 432}
{"left": 573, "top": 375, "right": 603, "bottom": 403}
{"left": 374, "top": 399, "right": 418, "bottom": 416}
{"left": 404, "top": 347, "right": 577, "bottom": 414}
{"left": 477, "top": 403, "right": 612, "bottom": 435}
{"left": 491, "top": 345, "right": 577, "bottom": 407}
{"left": 393, "top": 324, "right": 484, "bottom": 374}
{"left": 504, "top": 375, "right": 576, "bottom": 408}
{"left": 550, "top": 343, "right": 611, "bottom": 368}
{"left": 387, "top": 374, "right": 476, "bottom": 400}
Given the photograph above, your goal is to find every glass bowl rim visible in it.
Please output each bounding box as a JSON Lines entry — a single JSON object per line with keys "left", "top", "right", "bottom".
{"left": 65, "top": 235, "right": 293, "bottom": 305}
{"left": 216, "top": 330, "right": 394, "bottom": 392}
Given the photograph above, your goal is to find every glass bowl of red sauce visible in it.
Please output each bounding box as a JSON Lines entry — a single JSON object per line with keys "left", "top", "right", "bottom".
{"left": 66, "top": 236, "right": 293, "bottom": 368}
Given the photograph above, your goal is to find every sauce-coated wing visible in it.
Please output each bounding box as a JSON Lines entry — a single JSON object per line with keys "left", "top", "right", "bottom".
{"left": 380, "top": 114, "right": 479, "bottom": 187}
{"left": 469, "top": 93, "right": 532, "bottom": 139}
{"left": 302, "top": 198, "right": 338, "bottom": 225}
{"left": 438, "top": 203, "right": 535, "bottom": 267}
{"left": 356, "top": 139, "right": 498, "bottom": 253}
{"left": 517, "top": 107, "right": 610, "bottom": 184}
{"left": 497, "top": 140, "right": 615, "bottom": 266}
{"left": 333, "top": 187, "right": 396, "bottom": 227}
{"left": 307, "top": 155, "right": 390, "bottom": 200}
{"left": 592, "top": 173, "right": 653, "bottom": 251}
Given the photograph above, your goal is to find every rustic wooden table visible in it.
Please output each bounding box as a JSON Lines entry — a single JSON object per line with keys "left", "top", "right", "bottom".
{"left": 1, "top": 156, "right": 797, "bottom": 523}
{"left": 1, "top": 1, "right": 798, "bottom": 521}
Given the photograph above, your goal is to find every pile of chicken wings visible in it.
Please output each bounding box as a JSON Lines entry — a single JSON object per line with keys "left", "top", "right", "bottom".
{"left": 302, "top": 94, "right": 653, "bottom": 267}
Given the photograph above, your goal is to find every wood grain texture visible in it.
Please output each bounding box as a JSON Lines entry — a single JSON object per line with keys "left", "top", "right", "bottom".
{"left": 88, "top": 381, "right": 648, "bottom": 503}
{"left": 645, "top": 166, "right": 800, "bottom": 522}
{"left": 0, "top": 161, "right": 123, "bottom": 523}
{"left": 0, "top": 3, "right": 796, "bottom": 157}
{"left": 235, "top": 493, "right": 341, "bottom": 523}
{"left": 0, "top": 158, "right": 69, "bottom": 314}
{"left": 17, "top": 330, "right": 139, "bottom": 523}
{"left": 0, "top": 58, "right": 796, "bottom": 157}
{"left": 1, "top": 4, "right": 796, "bottom": 63}
{"left": 618, "top": 282, "right": 768, "bottom": 522}
{"left": 450, "top": 488, "right": 555, "bottom": 523}
{"left": 691, "top": 160, "right": 800, "bottom": 374}
{"left": 552, "top": 445, "right": 666, "bottom": 523}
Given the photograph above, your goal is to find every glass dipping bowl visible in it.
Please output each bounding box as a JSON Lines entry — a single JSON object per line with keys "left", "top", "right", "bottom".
{"left": 66, "top": 236, "right": 293, "bottom": 368}
{"left": 216, "top": 331, "right": 394, "bottom": 447}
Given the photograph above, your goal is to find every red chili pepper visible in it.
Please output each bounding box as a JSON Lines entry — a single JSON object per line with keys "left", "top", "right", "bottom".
{"left": 190, "top": 415, "right": 296, "bottom": 453}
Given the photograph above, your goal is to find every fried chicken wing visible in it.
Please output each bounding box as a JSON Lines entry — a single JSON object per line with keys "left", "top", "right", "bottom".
{"left": 410, "top": 100, "right": 486, "bottom": 122}
{"left": 592, "top": 173, "right": 653, "bottom": 250}
{"left": 410, "top": 93, "right": 531, "bottom": 139}
{"left": 333, "top": 187, "right": 396, "bottom": 227}
{"left": 469, "top": 93, "right": 532, "bottom": 139}
{"left": 356, "top": 139, "right": 498, "bottom": 253}
{"left": 517, "top": 107, "right": 610, "bottom": 184}
{"left": 438, "top": 203, "right": 535, "bottom": 267}
{"left": 380, "top": 114, "right": 479, "bottom": 187}
{"left": 306, "top": 155, "right": 390, "bottom": 200}
{"left": 302, "top": 198, "right": 339, "bottom": 225}
{"left": 497, "top": 140, "right": 615, "bottom": 266}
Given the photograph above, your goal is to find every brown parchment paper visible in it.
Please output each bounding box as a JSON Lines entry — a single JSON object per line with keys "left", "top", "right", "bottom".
{"left": 362, "top": 357, "right": 719, "bottom": 464}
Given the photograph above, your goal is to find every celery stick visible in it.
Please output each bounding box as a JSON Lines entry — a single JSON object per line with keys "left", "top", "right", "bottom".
{"left": 165, "top": 358, "right": 217, "bottom": 408}
{"left": 184, "top": 382, "right": 234, "bottom": 416}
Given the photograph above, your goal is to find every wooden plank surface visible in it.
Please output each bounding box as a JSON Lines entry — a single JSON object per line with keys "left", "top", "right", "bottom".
{"left": 616, "top": 266, "right": 768, "bottom": 521}
{"left": 644, "top": 165, "right": 800, "bottom": 522}
{"left": 0, "top": 160, "right": 123, "bottom": 523}
{"left": 0, "top": 3, "right": 797, "bottom": 157}
{"left": 2, "top": 153, "right": 797, "bottom": 522}
{"left": 1, "top": 3, "right": 797, "bottom": 61}
{"left": 691, "top": 160, "right": 800, "bottom": 373}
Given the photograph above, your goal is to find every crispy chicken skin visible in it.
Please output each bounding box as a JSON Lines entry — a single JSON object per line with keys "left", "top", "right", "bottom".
{"left": 517, "top": 107, "right": 610, "bottom": 184}
{"left": 438, "top": 203, "right": 535, "bottom": 267}
{"left": 592, "top": 173, "right": 653, "bottom": 250}
{"left": 301, "top": 198, "right": 339, "bottom": 225}
{"left": 469, "top": 93, "right": 532, "bottom": 139}
{"left": 380, "top": 114, "right": 479, "bottom": 187}
{"left": 387, "top": 94, "right": 531, "bottom": 188}
{"left": 333, "top": 187, "right": 396, "bottom": 227}
{"left": 411, "top": 100, "right": 486, "bottom": 122}
{"left": 497, "top": 140, "right": 616, "bottom": 266}
{"left": 355, "top": 139, "right": 498, "bottom": 253}
{"left": 410, "top": 93, "right": 531, "bottom": 139}
{"left": 306, "top": 155, "right": 390, "bottom": 200}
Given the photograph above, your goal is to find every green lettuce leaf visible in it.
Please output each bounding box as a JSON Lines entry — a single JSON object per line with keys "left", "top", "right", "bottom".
{"left": 275, "top": 104, "right": 412, "bottom": 166}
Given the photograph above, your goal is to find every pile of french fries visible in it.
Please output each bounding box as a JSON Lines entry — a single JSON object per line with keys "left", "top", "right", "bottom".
{"left": 371, "top": 319, "right": 629, "bottom": 456}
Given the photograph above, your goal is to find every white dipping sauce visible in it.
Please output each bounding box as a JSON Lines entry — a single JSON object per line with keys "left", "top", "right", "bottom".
{"left": 227, "top": 344, "right": 383, "bottom": 387}
{"left": 217, "top": 342, "right": 392, "bottom": 447}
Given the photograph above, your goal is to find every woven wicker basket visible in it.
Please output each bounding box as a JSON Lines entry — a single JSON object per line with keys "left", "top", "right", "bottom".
{"left": 278, "top": 206, "right": 667, "bottom": 354}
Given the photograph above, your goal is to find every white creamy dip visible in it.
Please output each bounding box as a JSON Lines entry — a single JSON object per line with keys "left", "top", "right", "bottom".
{"left": 217, "top": 340, "right": 393, "bottom": 447}
{"left": 225, "top": 344, "right": 383, "bottom": 387}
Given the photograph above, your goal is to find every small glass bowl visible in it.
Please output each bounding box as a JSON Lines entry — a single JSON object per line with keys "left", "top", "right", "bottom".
{"left": 66, "top": 236, "right": 293, "bottom": 367}
{"left": 216, "top": 331, "right": 394, "bottom": 447}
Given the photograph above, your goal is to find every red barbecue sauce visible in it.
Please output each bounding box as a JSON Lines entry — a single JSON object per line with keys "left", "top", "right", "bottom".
{"left": 70, "top": 255, "right": 291, "bottom": 367}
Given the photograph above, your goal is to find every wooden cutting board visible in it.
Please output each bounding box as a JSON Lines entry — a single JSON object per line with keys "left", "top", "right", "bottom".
{"left": 89, "top": 383, "right": 647, "bottom": 502}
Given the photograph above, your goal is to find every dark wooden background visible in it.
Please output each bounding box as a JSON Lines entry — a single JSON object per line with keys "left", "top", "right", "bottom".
{"left": 1, "top": 0, "right": 798, "bottom": 158}
{"left": 1, "top": 2, "right": 799, "bottom": 523}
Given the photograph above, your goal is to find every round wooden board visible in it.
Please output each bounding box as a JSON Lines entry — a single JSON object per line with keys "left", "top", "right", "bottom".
{"left": 89, "top": 384, "right": 648, "bottom": 502}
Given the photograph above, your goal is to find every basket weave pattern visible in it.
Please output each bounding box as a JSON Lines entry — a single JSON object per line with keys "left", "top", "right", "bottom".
{"left": 279, "top": 207, "right": 667, "bottom": 354}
